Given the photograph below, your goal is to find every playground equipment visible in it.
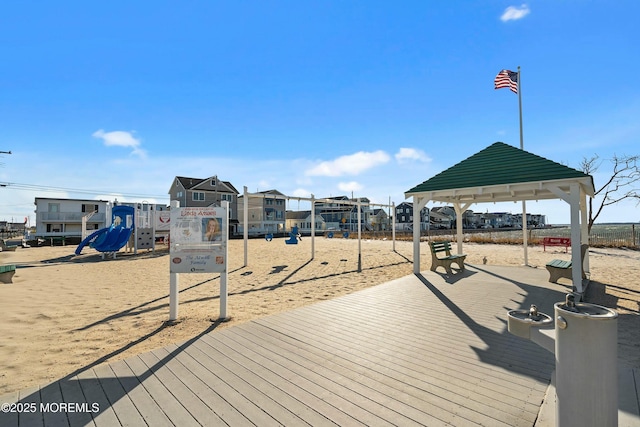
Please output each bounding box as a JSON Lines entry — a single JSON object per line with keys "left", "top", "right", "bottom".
{"left": 242, "top": 187, "right": 397, "bottom": 272}
{"left": 75, "top": 206, "right": 135, "bottom": 258}
{"left": 285, "top": 226, "right": 301, "bottom": 245}
{"left": 129, "top": 202, "right": 156, "bottom": 254}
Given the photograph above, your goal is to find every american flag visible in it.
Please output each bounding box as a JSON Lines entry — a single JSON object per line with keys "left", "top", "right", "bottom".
{"left": 494, "top": 69, "right": 518, "bottom": 94}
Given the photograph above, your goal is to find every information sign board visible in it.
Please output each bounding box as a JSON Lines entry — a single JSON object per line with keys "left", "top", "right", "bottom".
{"left": 169, "top": 206, "right": 227, "bottom": 273}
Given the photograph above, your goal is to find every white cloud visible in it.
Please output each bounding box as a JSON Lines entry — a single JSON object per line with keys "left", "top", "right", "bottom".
{"left": 395, "top": 148, "right": 431, "bottom": 164}
{"left": 92, "top": 129, "right": 147, "bottom": 158}
{"left": 500, "top": 4, "right": 530, "bottom": 22}
{"left": 338, "top": 181, "right": 364, "bottom": 193}
{"left": 291, "top": 188, "right": 311, "bottom": 198}
{"left": 257, "top": 180, "right": 271, "bottom": 190}
{"left": 305, "top": 150, "right": 391, "bottom": 177}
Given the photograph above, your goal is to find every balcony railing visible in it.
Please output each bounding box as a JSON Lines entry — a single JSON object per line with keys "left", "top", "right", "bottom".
{"left": 40, "top": 212, "right": 106, "bottom": 222}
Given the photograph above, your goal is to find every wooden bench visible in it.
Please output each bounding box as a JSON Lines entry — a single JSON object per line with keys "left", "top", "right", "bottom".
{"left": 542, "top": 237, "right": 570, "bottom": 252}
{"left": 0, "top": 239, "right": 18, "bottom": 252}
{"left": 429, "top": 241, "right": 466, "bottom": 274}
{"left": 546, "top": 244, "right": 588, "bottom": 283}
{"left": 0, "top": 264, "right": 16, "bottom": 284}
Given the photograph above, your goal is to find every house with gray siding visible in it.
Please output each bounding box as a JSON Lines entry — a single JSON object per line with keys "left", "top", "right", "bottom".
{"left": 168, "top": 175, "right": 240, "bottom": 232}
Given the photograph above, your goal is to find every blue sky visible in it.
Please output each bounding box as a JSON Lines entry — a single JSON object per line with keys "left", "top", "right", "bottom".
{"left": 1, "top": 1, "right": 638, "bottom": 225}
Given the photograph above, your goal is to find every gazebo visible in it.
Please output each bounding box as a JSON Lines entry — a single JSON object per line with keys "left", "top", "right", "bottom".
{"left": 404, "top": 142, "right": 595, "bottom": 295}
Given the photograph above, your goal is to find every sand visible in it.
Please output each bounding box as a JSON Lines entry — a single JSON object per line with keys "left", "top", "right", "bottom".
{"left": 1, "top": 237, "right": 638, "bottom": 396}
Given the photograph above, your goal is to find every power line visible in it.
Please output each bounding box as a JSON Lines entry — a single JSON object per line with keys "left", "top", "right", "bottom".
{"left": 0, "top": 150, "right": 10, "bottom": 167}
{"left": 0, "top": 181, "right": 169, "bottom": 200}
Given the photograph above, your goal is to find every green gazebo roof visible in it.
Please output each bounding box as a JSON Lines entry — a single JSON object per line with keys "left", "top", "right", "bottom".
{"left": 405, "top": 142, "right": 594, "bottom": 204}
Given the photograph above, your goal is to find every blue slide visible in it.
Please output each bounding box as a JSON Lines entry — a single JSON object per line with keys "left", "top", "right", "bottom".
{"left": 75, "top": 206, "right": 135, "bottom": 256}
{"left": 93, "top": 227, "right": 134, "bottom": 252}
{"left": 75, "top": 227, "right": 110, "bottom": 255}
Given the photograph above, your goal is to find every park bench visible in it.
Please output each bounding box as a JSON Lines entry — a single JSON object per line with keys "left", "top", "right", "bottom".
{"left": 546, "top": 244, "right": 589, "bottom": 284}
{"left": 0, "top": 264, "right": 16, "bottom": 284}
{"left": 49, "top": 236, "right": 66, "bottom": 246}
{"left": 429, "top": 241, "right": 466, "bottom": 274}
{"left": 543, "top": 237, "right": 570, "bottom": 252}
{"left": 0, "top": 239, "right": 18, "bottom": 252}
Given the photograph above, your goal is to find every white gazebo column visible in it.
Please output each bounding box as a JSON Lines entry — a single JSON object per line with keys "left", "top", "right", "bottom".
{"left": 569, "top": 183, "right": 583, "bottom": 294}
{"left": 522, "top": 200, "right": 529, "bottom": 266}
{"left": 453, "top": 202, "right": 472, "bottom": 255}
{"left": 580, "top": 188, "right": 590, "bottom": 277}
{"left": 412, "top": 196, "right": 428, "bottom": 274}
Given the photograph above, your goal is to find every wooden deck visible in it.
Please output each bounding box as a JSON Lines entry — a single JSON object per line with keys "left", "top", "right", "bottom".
{"left": 1, "top": 264, "right": 638, "bottom": 426}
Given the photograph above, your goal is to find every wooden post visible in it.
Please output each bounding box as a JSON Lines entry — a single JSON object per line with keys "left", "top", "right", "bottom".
{"left": 169, "top": 200, "right": 179, "bottom": 321}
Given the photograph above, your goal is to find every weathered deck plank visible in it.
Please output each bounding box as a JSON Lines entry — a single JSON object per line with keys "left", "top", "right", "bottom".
{"left": 58, "top": 375, "right": 98, "bottom": 427}
{"left": 108, "top": 359, "right": 174, "bottom": 427}
{"left": 1, "top": 265, "right": 637, "bottom": 426}
{"left": 75, "top": 369, "right": 121, "bottom": 427}
{"left": 149, "top": 345, "right": 253, "bottom": 425}
{"left": 0, "top": 391, "right": 20, "bottom": 427}
{"left": 123, "top": 355, "right": 199, "bottom": 427}
{"left": 93, "top": 363, "right": 148, "bottom": 426}
{"left": 184, "top": 338, "right": 317, "bottom": 426}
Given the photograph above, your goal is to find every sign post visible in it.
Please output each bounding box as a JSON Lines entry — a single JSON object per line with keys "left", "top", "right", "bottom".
{"left": 169, "top": 201, "right": 229, "bottom": 321}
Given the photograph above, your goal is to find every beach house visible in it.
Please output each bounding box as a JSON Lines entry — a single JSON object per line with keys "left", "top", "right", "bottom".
{"left": 33, "top": 197, "right": 110, "bottom": 242}
{"left": 314, "top": 196, "right": 374, "bottom": 232}
{"left": 285, "top": 210, "right": 326, "bottom": 234}
{"left": 237, "top": 189, "right": 287, "bottom": 235}
{"left": 395, "top": 201, "right": 433, "bottom": 230}
{"left": 168, "top": 175, "right": 240, "bottom": 233}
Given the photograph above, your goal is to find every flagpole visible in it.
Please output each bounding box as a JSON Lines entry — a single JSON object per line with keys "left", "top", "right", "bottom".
{"left": 517, "top": 66, "right": 529, "bottom": 266}
{"left": 518, "top": 66, "right": 524, "bottom": 150}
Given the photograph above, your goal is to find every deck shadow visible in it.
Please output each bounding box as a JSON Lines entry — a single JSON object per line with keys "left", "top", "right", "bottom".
{"left": 1, "top": 320, "right": 227, "bottom": 426}
{"left": 416, "top": 268, "right": 560, "bottom": 381}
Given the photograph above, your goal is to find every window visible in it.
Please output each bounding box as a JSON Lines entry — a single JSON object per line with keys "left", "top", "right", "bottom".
{"left": 82, "top": 204, "right": 99, "bottom": 213}
{"left": 177, "top": 191, "right": 183, "bottom": 198}
{"left": 221, "top": 194, "right": 232, "bottom": 202}
{"left": 276, "top": 199, "right": 284, "bottom": 206}
{"left": 48, "top": 203, "right": 60, "bottom": 213}
{"left": 266, "top": 198, "right": 273, "bottom": 205}
{"left": 192, "top": 192, "right": 205, "bottom": 201}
